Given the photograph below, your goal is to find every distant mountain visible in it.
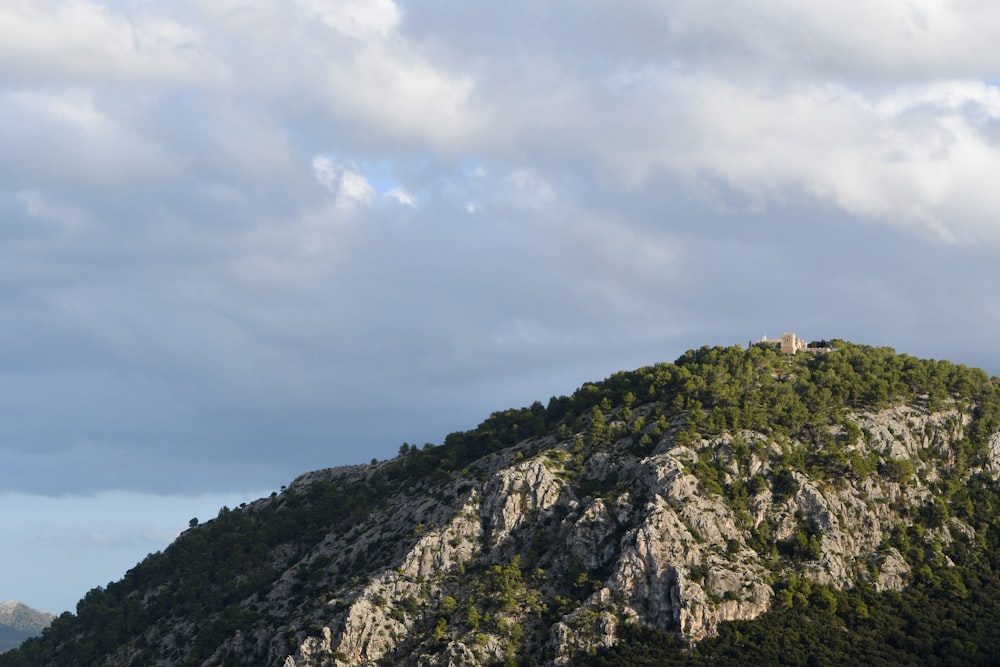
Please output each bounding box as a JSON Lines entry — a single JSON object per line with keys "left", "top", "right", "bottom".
{"left": 0, "top": 602, "right": 54, "bottom": 653}
{"left": 4, "top": 341, "right": 1000, "bottom": 665}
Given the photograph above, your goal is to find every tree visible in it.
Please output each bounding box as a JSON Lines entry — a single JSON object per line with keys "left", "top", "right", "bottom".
{"left": 465, "top": 604, "right": 480, "bottom": 630}
{"left": 588, "top": 407, "right": 609, "bottom": 446}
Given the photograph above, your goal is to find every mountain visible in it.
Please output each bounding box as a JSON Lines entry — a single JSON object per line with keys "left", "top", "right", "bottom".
{"left": 4, "top": 341, "right": 1000, "bottom": 666}
{"left": 0, "top": 602, "right": 54, "bottom": 653}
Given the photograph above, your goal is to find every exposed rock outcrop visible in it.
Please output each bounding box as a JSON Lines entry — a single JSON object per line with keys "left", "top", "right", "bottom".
{"left": 0, "top": 601, "right": 54, "bottom": 653}
{"left": 276, "top": 402, "right": 989, "bottom": 666}
{"left": 8, "top": 344, "right": 1000, "bottom": 667}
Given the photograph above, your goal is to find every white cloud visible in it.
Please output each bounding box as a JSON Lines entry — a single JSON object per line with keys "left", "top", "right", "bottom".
{"left": 386, "top": 187, "right": 416, "bottom": 207}
{"left": 312, "top": 155, "right": 342, "bottom": 191}
{"left": 296, "top": 0, "right": 400, "bottom": 39}
{"left": 312, "top": 155, "right": 374, "bottom": 205}
{"left": 191, "top": 0, "right": 475, "bottom": 150}
{"left": 471, "top": 64, "right": 1000, "bottom": 243}
{"left": 0, "top": 0, "right": 222, "bottom": 84}
{"left": 596, "top": 0, "right": 1000, "bottom": 81}
{"left": 0, "top": 87, "right": 177, "bottom": 186}
{"left": 662, "top": 78, "right": 1000, "bottom": 243}
{"left": 321, "top": 43, "right": 475, "bottom": 150}
{"left": 363, "top": 2, "right": 1000, "bottom": 244}
{"left": 339, "top": 168, "right": 374, "bottom": 204}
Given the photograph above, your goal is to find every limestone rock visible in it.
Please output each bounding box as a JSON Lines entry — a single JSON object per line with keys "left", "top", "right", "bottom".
{"left": 18, "top": 393, "right": 996, "bottom": 667}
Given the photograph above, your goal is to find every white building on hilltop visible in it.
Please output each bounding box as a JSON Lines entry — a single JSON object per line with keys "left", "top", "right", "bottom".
{"left": 755, "top": 332, "right": 809, "bottom": 354}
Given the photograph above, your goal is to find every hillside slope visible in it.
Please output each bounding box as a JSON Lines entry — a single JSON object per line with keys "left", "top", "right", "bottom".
{"left": 4, "top": 341, "right": 1000, "bottom": 666}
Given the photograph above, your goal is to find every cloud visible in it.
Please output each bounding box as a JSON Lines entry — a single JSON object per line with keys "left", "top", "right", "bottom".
{"left": 530, "top": 0, "right": 1000, "bottom": 83}
{"left": 0, "top": 1, "right": 222, "bottom": 85}
{"left": 297, "top": 0, "right": 401, "bottom": 39}
{"left": 0, "top": 87, "right": 177, "bottom": 187}
{"left": 667, "top": 78, "right": 1000, "bottom": 244}
{"left": 8, "top": 1, "right": 998, "bottom": 245}
{"left": 312, "top": 155, "right": 375, "bottom": 205}
{"left": 386, "top": 187, "right": 417, "bottom": 207}
{"left": 683, "top": 81, "right": 998, "bottom": 245}
{"left": 382, "top": 2, "right": 1000, "bottom": 243}
{"left": 1, "top": 0, "right": 1000, "bottom": 504}
{"left": 319, "top": 37, "right": 475, "bottom": 151}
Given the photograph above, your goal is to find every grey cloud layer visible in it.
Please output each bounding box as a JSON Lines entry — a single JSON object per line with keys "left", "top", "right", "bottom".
{"left": 2, "top": 1, "right": 1000, "bottom": 494}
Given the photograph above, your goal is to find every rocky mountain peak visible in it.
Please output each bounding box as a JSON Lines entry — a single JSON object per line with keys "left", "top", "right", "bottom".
{"left": 0, "top": 601, "right": 54, "bottom": 654}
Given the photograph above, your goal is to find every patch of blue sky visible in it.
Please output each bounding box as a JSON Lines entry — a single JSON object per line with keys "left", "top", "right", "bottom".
{"left": 312, "top": 152, "right": 419, "bottom": 201}
{"left": 0, "top": 490, "right": 270, "bottom": 614}
{"left": 366, "top": 172, "right": 400, "bottom": 195}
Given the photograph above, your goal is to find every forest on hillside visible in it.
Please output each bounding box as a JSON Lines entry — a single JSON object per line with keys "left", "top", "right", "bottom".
{"left": 4, "top": 341, "right": 1000, "bottom": 665}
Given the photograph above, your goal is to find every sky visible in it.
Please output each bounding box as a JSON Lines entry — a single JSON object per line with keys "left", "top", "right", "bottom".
{"left": 4, "top": 0, "right": 1000, "bottom": 614}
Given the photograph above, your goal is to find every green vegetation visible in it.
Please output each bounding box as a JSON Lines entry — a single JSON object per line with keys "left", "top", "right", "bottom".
{"left": 387, "top": 341, "right": 1000, "bottom": 499}
{"left": 373, "top": 342, "right": 1000, "bottom": 664}
{"left": 0, "top": 478, "right": 392, "bottom": 666}
{"left": 581, "top": 520, "right": 1000, "bottom": 666}
{"left": 3, "top": 341, "right": 1000, "bottom": 665}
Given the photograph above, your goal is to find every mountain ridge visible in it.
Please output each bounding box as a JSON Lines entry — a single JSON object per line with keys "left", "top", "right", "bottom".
{"left": 4, "top": 341, "right": 1000, "bottom": 665}
{"left": 0, "top": 601, "right": 54, "bottom": 654}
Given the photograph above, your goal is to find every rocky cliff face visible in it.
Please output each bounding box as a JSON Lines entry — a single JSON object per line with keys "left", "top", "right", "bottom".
{"left": 271, "top": 403, "right": 989, "bottom": 666}
{"left": 5, "top": 343, "right": 999, "bottom": 666}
